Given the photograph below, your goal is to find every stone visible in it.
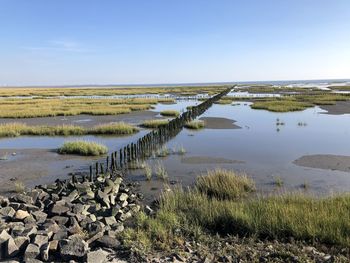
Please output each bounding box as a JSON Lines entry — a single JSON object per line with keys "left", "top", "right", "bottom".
{"left": 118, "top": 193, "right": 128, "bottom": 202}
{"left": 104, "top": 216, "right": 117, "bottom": 226}
{"left": 24, "top": 215, "right": 37, "bottom": 224}
{"left": 49, "top": 240, "right": 59, "bottom": 252}
{"left": 0, "top": 230, "right": 12, "bottom": 243}
{"left": 53, "top": 230, "right": 68, "bottom": 240}
{"left": 59, "top": 236, "right": 88, "bottom": 260}
{"left": 0, "top": 207, "right": 16, "bottom": 218}
{"left": 10, "top": 194, "right": 33, "bottom": 205}
{"left": 40, "top": 243, "right": 50, "bottom": 261}
{"left": 32, "top": 211, "right": 47, "bottom": 224}
{"left": 86, "top": 222, "right": 104, "bottom": 236}
{"left": 21, "top": 226, "right": 37, "bottom": 238}
{"left": 52, "top": 216, "right": 69, "bottom": 225}
{"left": 96, "top": 236, "right": 121, "bottom": 249}
{"left": 50, "top": 204, "right": 70, "bottom": 215}
{"left": 87, "top": 232, "right": 104, "bottom": 245}
{"left": 14, "top": 236, "right": 29, "bottom": 252}
{"left": 5, "top": 236, "right": 19, "bottom": 258}
{"left": 24, "top": 244, "right": 40, "bottom": 260}
{"left": 97, "top": 190, "right": 110, "bottom": 208}
{"left": 87, "top": 249, "right": 109, "bottom": 263}
{"left": 24, "top": 258, "right": 43, "bottom": 263}
{"left": 15, "top": 210, "right": 30, "bottom": 220}
{"left": 33, "top": 235, "right": 48, "bottom": 248}
{"left": 11, "top": 225, "right": 25, "bottom": 236}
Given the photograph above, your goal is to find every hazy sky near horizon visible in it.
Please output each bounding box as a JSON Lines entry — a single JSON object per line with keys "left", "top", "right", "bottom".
{"left": 1, "top": 0, "right": 350, "bottom": 86}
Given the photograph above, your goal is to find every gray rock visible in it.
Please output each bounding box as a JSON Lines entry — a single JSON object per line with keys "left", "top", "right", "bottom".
{"left": 59, "top": 236, "right": 88, "bottom": 260}
{"left": 33, "top": 235, "right": 48, "bottom": 248}
{"left": 10, "top": 194, "right": 33, "bottom": 205}
{"left": 11, "top": 225, "right": 25, "bottom": 237}
{"left": 24, "top": 244, "right": 40, "bottom": 260}
{"left": 50, "top": 204, "right": 70, "bottom": 215}
{"left": 40, "top": 243, "right": 49, "bottom": 261}
{"left": 104, "top": 216, "right": 117, "bottom": 226}
{"left": 32, "top": 211, "right": 47, "bottom": 224}
{"left": 53, "top": 230, "right": 68, "bottom": 240}
{"left": 87, "top": 232, "right": 104, "bottom": 245}
{"left": 96, "top": 236, "right": 121, "bottom": 249}
{"left": 87, "top": 249, "right": 109, "bottom": 263}
{"left": 24, "top": 258, "right": 43, "bottom": 263}
{"left": 0, "top": 230, "right": 11, "bottom": 243}
{"left": 0, "top": 207, "right": 16, "bottom": 218}
{"left": 14, "top": 236, "right": 29, "bottom": 252}
{"left": 52, "top": 216, "right": 69, "bottom": 225}
{"left": 5, "top": 236, "right": 19, "bottom": 258}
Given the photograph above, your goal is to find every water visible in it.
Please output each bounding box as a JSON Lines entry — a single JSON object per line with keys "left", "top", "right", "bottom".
{"left": 1, "top": 99, "right": 350, "bottom": 197}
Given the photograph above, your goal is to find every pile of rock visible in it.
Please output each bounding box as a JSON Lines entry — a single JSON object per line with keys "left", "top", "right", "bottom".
{"left": 0, "top": 172, "right": 141, "bottom": 262}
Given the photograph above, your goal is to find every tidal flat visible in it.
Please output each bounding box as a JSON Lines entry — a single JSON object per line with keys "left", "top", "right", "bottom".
{"left": 1, "top": 83, "right": 350, "bottom": 261}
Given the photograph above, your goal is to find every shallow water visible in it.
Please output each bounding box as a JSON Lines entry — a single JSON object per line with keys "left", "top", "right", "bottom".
{"left": 1, "top": 100, "right": 350, "bottom": 198}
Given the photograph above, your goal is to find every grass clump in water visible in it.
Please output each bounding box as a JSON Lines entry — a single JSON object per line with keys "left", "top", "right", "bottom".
{"left": 58, "top": 140, "right": 108, "bottom": 156}
{"left": 0, "top": 122, "right": 138, "bottom": 138}
{"left": 155, "top": 161, "right": 168, "bottom": 181}
{"left": 160, "top": 110, "right": 180, "bottom": 117}
{"left": 185, "top": 120, "right": 205, "bottom": 130}
{"left": 141, "top": 119, "right": 169, "bottom": 128}
{"left": 144, "top": 163, "right": 152, "bottom": 181}
{"left": 195, "top": 169, "right": 255, "bottom": 200}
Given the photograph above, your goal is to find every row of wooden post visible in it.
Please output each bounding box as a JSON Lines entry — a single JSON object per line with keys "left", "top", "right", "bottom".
{"left": 87, "top": 87, "right": 233, "bottom": 181}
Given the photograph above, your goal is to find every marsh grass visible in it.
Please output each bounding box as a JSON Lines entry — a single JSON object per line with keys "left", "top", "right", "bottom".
{"left": 156, "top": 146, "right": 170, "bottom": 157}
{"left": 185, "top": 120, "right": 205, "bottom": 130}
{"left": 0, "top": 122, "right": 138, "bottom": 138}
{"left": 172, "top": 145, "right": 186, "bottom": 155}
{"left": 141, "top": 119, "right": 169, "bottom": 129}
{"left": 121, "top": 170, "right": 350, "bottom": 251}
{"left": 274, "top": 176, "right": 284, "bottom": 187}
{"left": 0, "top": 153, "right": 8, "bottom": 161}
{"left": 58, "top": 140, "right": 108, "bottom": 156}
{"left": 155, "top": 161, "right": 168, "bottom": 181}
{"left": 144, "top": 163, "right": 152, "bottom": 181}
{"left": 160, "top": 110, "right": 180, "bottom": 117}
{"left": 14, "top": 181, "right": 26, "bottom": 193}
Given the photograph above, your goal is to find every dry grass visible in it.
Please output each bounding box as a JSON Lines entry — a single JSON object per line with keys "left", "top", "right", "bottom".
{"left": 58, "top": 140, "right": 108, "bottom": 156}
{"left": 0, "top": 122, "right": 138, "bottom": 137}
{"left": 160, "top": 110, "right": 180, "bottom": 117}
{"left": 185, "top": 120, "right": 205, "bottom": 129}
{"left": 141, "top": 119, "right": 169, "bottom": 128}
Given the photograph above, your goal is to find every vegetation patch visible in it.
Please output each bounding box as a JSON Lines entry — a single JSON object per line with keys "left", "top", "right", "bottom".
{"left": 58, "top": 140, "right": 108, "bottom": 156}
{"left": 160, "top": 110, "right": 180, "bottom": 117}
{"left": 185, "top": 120, "right": 205, "bottom": 129}
{"left": 141, "top": 119, "right": 169, "bottom": 128}
{"left": 0, "top": 122, "right": 138, "bottom": 138}
{"left": 122, "top": 169, "right": 350, "bottom": 253}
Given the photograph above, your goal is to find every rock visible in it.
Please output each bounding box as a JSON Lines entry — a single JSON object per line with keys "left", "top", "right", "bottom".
{"left": 21, "top": 226, "right": 37, "bottom": 238}
{"left": 53, "top": 230, "right": 68, "bottom": 240}
{"left": 118, "top": 193, "right": 128, "bottom": 202}
{"left": 33, "top": 235, "right": 48, "bottom": 248}
{"left": 52, "top": 216, "right": 69, "bottom": 225}
{"left": 145, "top": 205, "right": 154, "bottom": 215}
{"left": 104, "top": 216, "right": 117, "bottom": 226}
{"left": 97, "top": 191, "right": 110, "bottom": 208}
{"left": 24, "top": 215, "right": 37, "bottom": 224}
{"left": 14, "top": 236, "right": 29, "bottom": 252}
{"left": 32, "top": 211, "right": 47, "bottom": 224}
{"left": 10, "top": 194, "right": 33, "bottom": 205}
{"left": 24, "top": 259, "right": 43, "bottom": 263}
{"left": 50, "top": 204, "right": 70, "bottom": 215}
{"left": 96, "top": 236, "right": 121, "bottom": 249}
{"left": 87, "top": 232, "right": 104, "bottom": 245}
{"left": 5, "top": 236, "right": 19, "bottom": 258}
{"left": 0, "top": 230, "right": 12, "bottom": 243}
{"left": 0, "top": 207, "right": 16, "bottom": 218}
{"left": 59, "top": 236, "right": 88, "bottom": 260}
{"left": 40, "top": 243, "right": 50, "bottom": 261}
{"left": 24, "top": 244, "right": 40, "bottom": 260}
{"left": 15, "top": 210, "right": 30, "bottom": 220}
{"left": 11, "top": 225, "right": 25, "bottom": 236}
{"left": 87, "top": 249, "right": 109, "bottom": 263}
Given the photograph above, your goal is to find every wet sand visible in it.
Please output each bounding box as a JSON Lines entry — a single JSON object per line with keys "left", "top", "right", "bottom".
{"left": 0, "top": 148, "right": 94, "bottom": 195}
{"left": 0, "top": 110, "right": 158, "bottom": 127}
{"left": 293, "top": 154, "right": 350, "bottom": 172}
{"left": 199, "top": 117, "right": 241, "bottom": 129}
{"left": 181, "top": 156, "right": 244, "bottom": 164}
{"left": 320, "top": 101, "right": 350, "bottom": 115}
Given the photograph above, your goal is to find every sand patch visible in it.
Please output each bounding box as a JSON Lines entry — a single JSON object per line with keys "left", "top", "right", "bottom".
{"left": 293, "top": 154, "right": 350, "bottom": 172}
{"left": 199, "top": 117, "right": 241, "bottom": 129}
{"left": 320, "top": 101, "right": 350, "bottom": 115}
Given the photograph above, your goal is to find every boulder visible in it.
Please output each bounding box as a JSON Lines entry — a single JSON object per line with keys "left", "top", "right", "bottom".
{"left": 14, "top": 236, "right": 29, "bottom": 252}
{"left": 50, "top": 204, "right": 70, "bottom": 216}
{"left": 32, "top": 211, "right": 47, "bottom": 224}
{"left": 59, "top": 236, "right": 88, "bottom": 260}
{"left": 24, "top": 244, "right": 40, "bottom": 260}
{"left": 0, "top": 207, "right": 16, "bottom": 218}
{"left": 118, "top": 193, "right": 128, "bottom": 202}
{"left": 96, "top": 236, "right": 121, "bottom": 249}
{"left": 33, "top": 235, "right": 48, "bottom": 248}
{"left": 15, "top": 210, "right": 30, "bottom": 220}
{"left": 10, "top": 194, "right": 33, "bottom": 205}
{"left": 5, "top": 236, "right": 19, "bottom": 258}
{"left": 87, "top": 249, "right": 109, "bottom": 263}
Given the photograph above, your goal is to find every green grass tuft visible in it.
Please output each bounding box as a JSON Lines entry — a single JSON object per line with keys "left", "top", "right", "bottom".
{"left": 141, "top": 119, "right": 169, "bottom": 128}
{"left": 58, "top": 140, "right": 108, "bottom": 156}
{"left": 160, "top": 110, "right": 180, "bottom": 117}
{"left": 185, "top": 120, "right": 205, "bottom": 130}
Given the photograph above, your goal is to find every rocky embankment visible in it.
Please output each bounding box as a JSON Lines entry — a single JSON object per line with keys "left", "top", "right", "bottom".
{"left": 0, "top": 172, "right": 141, "bottom": 262}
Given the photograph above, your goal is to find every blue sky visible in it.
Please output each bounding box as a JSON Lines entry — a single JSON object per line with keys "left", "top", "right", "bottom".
{"left": 1, "top": 0, "right": 349, "bottom": 86}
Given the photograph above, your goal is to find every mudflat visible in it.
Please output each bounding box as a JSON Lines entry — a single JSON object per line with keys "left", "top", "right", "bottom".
{"left": 181, "top": 156, "right": 244, "bottom": 164}
{"left": 199, "top": 117, "right": 241, "bottom": 129}
{"left": 320, "top": 101, "right": 350, "bottom": 115}
{"left": 293, "top": 154, "right": 350, "bottom": 172}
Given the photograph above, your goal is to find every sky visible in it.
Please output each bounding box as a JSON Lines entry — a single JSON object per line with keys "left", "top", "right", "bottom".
{"left": 0, "top": 0, "right": 350, "bottom": 86}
